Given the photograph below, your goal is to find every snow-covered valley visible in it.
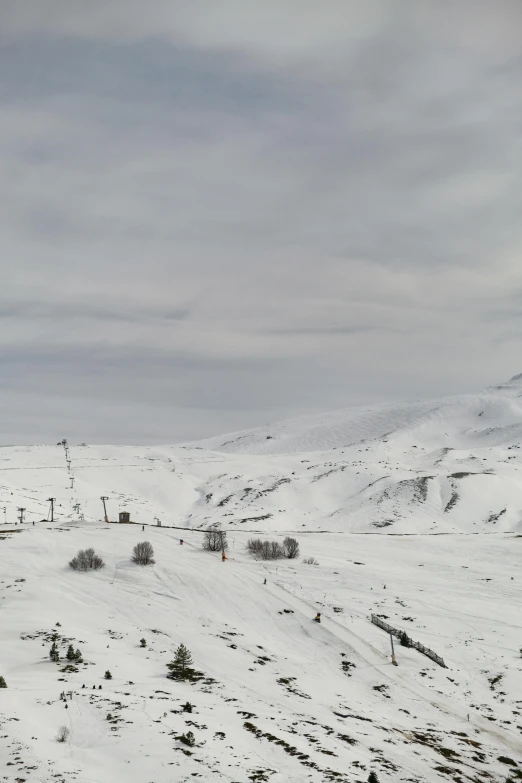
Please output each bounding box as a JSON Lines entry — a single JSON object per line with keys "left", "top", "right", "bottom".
{"left": 1, "top": 376, "right": 522, "bottom": 782}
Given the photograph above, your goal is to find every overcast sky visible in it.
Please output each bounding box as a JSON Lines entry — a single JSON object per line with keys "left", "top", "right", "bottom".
{"left": 1, "top": 1, "right": 522, "bottom": 444}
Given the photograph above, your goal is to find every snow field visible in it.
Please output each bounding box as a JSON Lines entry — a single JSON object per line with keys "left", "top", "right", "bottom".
{"left": 0, "top": 522, "right": 521, "bottom": 783}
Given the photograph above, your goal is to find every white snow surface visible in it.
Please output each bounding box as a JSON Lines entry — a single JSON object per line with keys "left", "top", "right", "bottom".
{"left": 1, "top": 377, "right": 522, "bottom": 534}
{"left": 0, "top": 378, "right": 521, "bottom": 781}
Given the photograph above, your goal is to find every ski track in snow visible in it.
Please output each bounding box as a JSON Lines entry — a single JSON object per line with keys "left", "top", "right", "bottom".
{"left": 1, "top": 378, "right": 522, "bottom": 781}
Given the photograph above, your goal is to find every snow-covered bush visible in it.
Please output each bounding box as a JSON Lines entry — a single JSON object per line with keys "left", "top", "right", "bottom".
{"left": 0, "top": 676, "right": 6, "bottom": 688}
{"left": 303, "top": 557, "right": 319, "bottom": 565}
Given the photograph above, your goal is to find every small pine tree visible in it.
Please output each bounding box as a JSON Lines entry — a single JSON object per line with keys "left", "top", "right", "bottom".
{"left": 0, "top": 676, "right": 7, "bottom": 688}
{"left": 167, "top": 643, "right": 194, "bottom": 681}
{"left": 104, "top": 670, "right": 112, "bottom": 680}
{"left": 399, "top": 631, "right": 411, "bottom": 648}
{"left": 74, "top": 648, "right": 83, "bottom": 663}
{"left": 368, "top": 773, "right": 379, "bottom": 783}
{"left": 50, "top": 642, "right": 60, "bottom": 662}
{"left": 140, "top": 638, "right": 146, "bottom": 648}
{"left": 182, "top": 701, "right": 193, "bottom": 713}
{"left": 66, "top": 644, "right": 75, "bottom": 661}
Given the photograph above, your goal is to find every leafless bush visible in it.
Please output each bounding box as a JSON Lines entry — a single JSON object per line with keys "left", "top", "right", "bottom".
{"left": 303, "top": 557, "right": 319, "bottom": 565}
{"left": 247, "top": 538, "right": 264, "bottom": 555}
{"left": 258, "top": 540, "right": 285, "bottom": 560}
{"left": 69, "top": 548, "right": 105, "bottom": 571}
{"left": 56, "top": 726, "right": 70, "bottom": 743}
{"left": 203, "top": 525, "right": 228, "bottom": 552}
{"left": 283, "top": 537, "right": 300, "bottom": 559}
{"left": 132, "top": 541, "right": 155, "bottom": 565}
{"left": 247, "top": 538, "right": 286, "bottom": 560}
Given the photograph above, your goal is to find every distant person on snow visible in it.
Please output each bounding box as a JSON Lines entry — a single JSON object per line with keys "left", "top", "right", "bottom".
{"left": 180, "top": 539, "right": 183, "bottom": 545}
{"left": 314, "top": 612, "right": 321, "bottom": 623}
{"left": 222, "top": 551, "right": 227, "bottom": 562}
{"left": 264, "top": 578, "right": 267, "bottom": 585}
{"left": 142, "top": 525, "right": 144, "bottom": 531}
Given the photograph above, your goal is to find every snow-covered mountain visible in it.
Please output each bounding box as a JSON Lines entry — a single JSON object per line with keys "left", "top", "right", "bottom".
{"left": 1, "top": 377, "right": 521, "bottom": 782}
{"left": 2, "top": 375, "right": 522, "bottom": 533}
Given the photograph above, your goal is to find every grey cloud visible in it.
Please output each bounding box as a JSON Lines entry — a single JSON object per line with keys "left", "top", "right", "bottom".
{"left": 1, "top": 2, "right": 522, "bottom": 442}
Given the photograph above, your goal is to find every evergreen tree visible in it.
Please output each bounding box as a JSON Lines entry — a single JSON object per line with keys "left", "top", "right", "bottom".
{"left": 167, "top": 643, "right": 194, "bottom": 681}
{"left": 74, "top": 648, "right": 83, "bottom": 663}
{"left": 50, "top": 642, "right": 60, "bottom": 662}
{"left": 104, "top": 670, "right": 112, "bottom": 680}
{"left": 140, "top": 638, "right": 147, "bottom": 648}
{"left": 66, "top": 644, "right": 75, "bottom": 661}
{"left": 399, "top": 631, "right": 411, "bottom": 648}
{"left": 368, "top": 773, "right": 379, "bottom": 783}
{"left": 0, "top": 676, "right": 7, "bottom": 688}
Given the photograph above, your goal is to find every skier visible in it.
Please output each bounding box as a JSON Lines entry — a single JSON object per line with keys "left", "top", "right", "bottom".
{"left": 180, "top": 539, "right": 183, "bottom": 545}
{"left": 264, "top": 578, "right": 267, "bottom": 585}
{"left": 314, "top": 612, "right": 321, "bottom": 623}
{"left": 82, "top": 684, "right": 85, "bottom": 689}
{"left": 142, "top": 525, "right": 145, "bottom": 531}
{"left": 222, "top": 551, "right": 226, "bottom": 562}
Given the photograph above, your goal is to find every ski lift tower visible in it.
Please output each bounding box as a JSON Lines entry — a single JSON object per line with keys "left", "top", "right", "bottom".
{"left": 100, "top": 496, "right": 109, "bottom": 523}
{"left": 47, "top": 498, "right": 56, "bottom": 522}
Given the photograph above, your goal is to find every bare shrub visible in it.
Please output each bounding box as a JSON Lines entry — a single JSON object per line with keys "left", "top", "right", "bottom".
{"left": 247, "top": 537, "right": 287, "bottom": 560}
{"left": 283, "top": 537, "right": 300, "bottom": 559}
{"left": 303, "top": 556, "right": 319, "bottom": 565}
{"left": 132, "top": 541, "right": 155, "bottom": 565}
{"left": 203, "top": 524, "right": 228, "bottom": 552}
{"left": 56, "top": 726, "right": 70, "bottom": 743}
{"left": 69, "top": 548, "right": 105, "bottom": 571}
{"left": 258, "top": 540, "right": 285, "bottom": 560}
{"left": 247, "top": 538, "right": 264, "bottom": 555}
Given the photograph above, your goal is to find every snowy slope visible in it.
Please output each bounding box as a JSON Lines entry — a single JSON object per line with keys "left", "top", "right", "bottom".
{"left": 1, "top": 375, "right": 522, "bottom": 533}
{"left": 1, "top": 376, "right": 522, "bottom": 782}
{"left": 0, "top": 523, "right": 521, "bottom": 783}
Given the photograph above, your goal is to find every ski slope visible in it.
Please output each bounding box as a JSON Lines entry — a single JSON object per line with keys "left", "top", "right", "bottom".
{"left": 1, "top": 375, "right": 521, "bottom": 781}
{"left": 0, "top": 523, "right": 521, "bottom": 783}
{"left": 1, "top": 375, "right": 522, "bottom": 533}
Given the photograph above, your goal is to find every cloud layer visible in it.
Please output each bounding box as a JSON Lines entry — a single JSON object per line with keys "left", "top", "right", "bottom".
{"left": 1, "top": 1, "right": 522, "bottom": 443}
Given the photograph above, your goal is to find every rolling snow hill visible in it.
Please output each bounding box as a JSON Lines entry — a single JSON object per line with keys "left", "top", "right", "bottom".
{"left": 1, "top": 375, "right": 522, "bottom": 533}
{"left": 0, "top": 376, "right": 521, "bottom": 782}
